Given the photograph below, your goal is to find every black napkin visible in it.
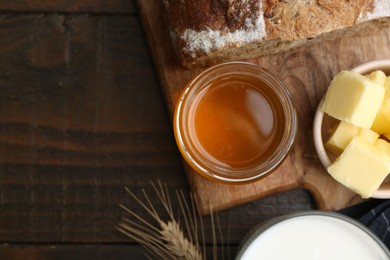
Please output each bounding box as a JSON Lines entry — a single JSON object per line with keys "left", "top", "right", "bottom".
{"left": 359, "top": 200, "right": 390, "bottom": 249}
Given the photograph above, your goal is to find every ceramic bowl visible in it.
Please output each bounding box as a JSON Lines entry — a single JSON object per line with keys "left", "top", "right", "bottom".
{"left": 313, "top": 59, "right": 390, "bottom": 198}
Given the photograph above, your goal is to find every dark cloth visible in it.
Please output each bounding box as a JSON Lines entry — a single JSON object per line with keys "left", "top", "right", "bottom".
{"left": 359, "top": 200, "right": 390, "bottom": 249}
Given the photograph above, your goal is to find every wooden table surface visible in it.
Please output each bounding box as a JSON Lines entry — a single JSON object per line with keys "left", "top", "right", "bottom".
{"left": 0, "top": 1, "right": 323, "bottom": 259}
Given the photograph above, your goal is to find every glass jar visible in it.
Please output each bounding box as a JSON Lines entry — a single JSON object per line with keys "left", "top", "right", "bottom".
{"left": 174, "top": 62, "right": 297, "bottom": 184}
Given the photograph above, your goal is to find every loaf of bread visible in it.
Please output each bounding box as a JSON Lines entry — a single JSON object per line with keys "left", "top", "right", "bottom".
{"left": 162, "top": 0, "right": 390, "bottom": 68}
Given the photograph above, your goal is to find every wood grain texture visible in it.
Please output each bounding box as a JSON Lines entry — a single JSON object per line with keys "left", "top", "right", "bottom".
{"left": 137, "top": 0, "right": 390, "bottom": 214}
{"left": 0, "top": 244, "right": 147, "bottom": 260}
{"left": 0, "top": 13, "right": 186, "bottom": 243}
{"left": 0, "top": 11, "right": 315, "bottom": 247}
{"left": 0, "top": 1, "right": 135, "bottom": 13}
{"left": 0, "top": 244, "right": 236, "bottom": 260}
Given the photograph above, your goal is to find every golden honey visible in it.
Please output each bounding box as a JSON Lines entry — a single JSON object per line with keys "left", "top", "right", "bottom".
{"left": 190, "top": 74, "right": 284, "bottom": 169}
{"left": 174, "top": 62, "right": 296, "bottom": 183}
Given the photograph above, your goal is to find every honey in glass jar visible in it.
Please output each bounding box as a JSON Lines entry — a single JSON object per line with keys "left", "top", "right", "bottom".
{"left": 174, "top": 62, "right": 297, "bottom": 184}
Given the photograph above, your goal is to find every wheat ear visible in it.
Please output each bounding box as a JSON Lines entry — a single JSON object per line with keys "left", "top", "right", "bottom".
{"left": 118, "top": 181, "right": 204, "bottom": 260}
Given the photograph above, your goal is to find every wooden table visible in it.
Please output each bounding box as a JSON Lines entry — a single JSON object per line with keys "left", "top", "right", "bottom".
{"left": 4, "top": 1, "right": 375, "bottom": 258}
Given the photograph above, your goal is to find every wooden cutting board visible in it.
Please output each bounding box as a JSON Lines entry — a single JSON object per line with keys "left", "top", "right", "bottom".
{"left": 137, "top": 0, "right": 390, "bottom": 215}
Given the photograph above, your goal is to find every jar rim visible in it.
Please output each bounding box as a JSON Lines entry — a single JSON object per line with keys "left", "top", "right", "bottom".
{"left": 174, "top": 62, "right": 297, "bottom": 184}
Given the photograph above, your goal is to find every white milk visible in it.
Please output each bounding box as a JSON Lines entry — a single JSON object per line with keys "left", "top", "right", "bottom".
{"left": 240, "top": 214, "right": 389, "bottom": 260}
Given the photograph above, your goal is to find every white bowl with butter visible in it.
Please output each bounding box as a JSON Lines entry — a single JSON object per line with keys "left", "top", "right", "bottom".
{"left": 236, "top": 211, "right": 390, "bottom": 260}
{"left": 314, "top": 59, "right": 390, "bottom": 199}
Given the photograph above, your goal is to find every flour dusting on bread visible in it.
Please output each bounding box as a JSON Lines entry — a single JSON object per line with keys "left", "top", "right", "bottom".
{"left": 181, "top": 13, "right": 266, "bottom": 59}
{"left": 362, "top": 0, "right": 390, "bottom": 21}
{"left": 162, "top": 0, "right": 390, "bottom": 68}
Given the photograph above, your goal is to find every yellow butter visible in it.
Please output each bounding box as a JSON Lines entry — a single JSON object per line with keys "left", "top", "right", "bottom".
{"left": 383, "top": 133, "right": 390, "bottom": 142}
{"left": 385, "top": 76, "right": 390, "bottom": 91}
{"left": 359, "top": 128, "right": 379, "bottom": 144}
{"left": 372, "top": 78, "right": 390, "bottom": 133}
{"left": 325, "top": 122, "right": 379, "bottom": 155}
{"left": 367, "top": 70, "right": 387, "bottom": 86}
{"left": 371, "top": 112, "right": 390, "bottom": 134}
{"left": 325, "top": 121, "right": 361, "bottom": 155}
{"left": 376, "top": 139, "right": 390, "bottom": 159}
{"left": 381, "top": 89, "right": 390, "bottom": 122}
{"left": 322, "top": 70, "right": 385, "bottom": 128}
{"left": 327, "top": 136, "right": 390, "bottom": 198}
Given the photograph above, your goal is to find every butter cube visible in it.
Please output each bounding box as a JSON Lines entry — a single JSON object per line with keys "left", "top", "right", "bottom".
{"left": 325, "top": 122, "right": 379, "bottom": 155}
{"left": 325, "top": 121, "right": 361, "bottom": 155}
{"left": 380, "top": 89, "right": 390, "bottom": 121}
{"left": 328, "top": 137, "right": 390, "bottom": 198}
{"left": 376, "top": 139, "right": 390, "bottom": 159}
{"left": 371, "top": 112, "right": 390, "bottom": 134}
{"left": 322, "top": 70, "right": 385, "bottom": 128}
{"left": 367, "top": 70, "right": 387, "bottom": 86}
{"left": 359, "top": 128, "right": 379, "bottom": 144}
{"left": 383, "top": 133, "right": 390, "bottom": 142}
{"left": 372, "top": 80, "right": 390, "bottom": 133}
{"left": 385, "top": 76, "right": 390, "bottom": 91}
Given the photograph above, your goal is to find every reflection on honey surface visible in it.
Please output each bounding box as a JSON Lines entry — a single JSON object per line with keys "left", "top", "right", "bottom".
{"left": 189, "top": 74, "right": 284, "bottom": 169}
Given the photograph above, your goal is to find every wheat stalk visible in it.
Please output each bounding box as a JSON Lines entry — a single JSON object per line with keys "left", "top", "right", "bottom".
{"left": 118, "top": 181, "right": 212, "bottom": 260}
{"left": 160, "top": 220, "right": 202, "bottom": 259}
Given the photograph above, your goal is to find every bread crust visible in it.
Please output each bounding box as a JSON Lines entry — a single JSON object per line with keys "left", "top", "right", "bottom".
{"left": 162, "top": 0, "right": 388, "bottom": 68}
